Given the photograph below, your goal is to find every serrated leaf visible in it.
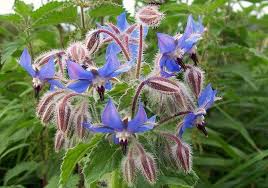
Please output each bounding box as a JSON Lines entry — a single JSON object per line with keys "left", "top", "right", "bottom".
{"left": 59, "top": 134, "right": 103, "bottom": 187}
{"left": 83, "top": 139, "right": 122, "bottom": 184}
{"left": 13, "top": 0, "right": 33, "bottom": 17}
{"left": 0, "top": 14, "right": 22, "bottom": 24}
{"left": 88, "top": 4, "right": 124, "bottom": 17}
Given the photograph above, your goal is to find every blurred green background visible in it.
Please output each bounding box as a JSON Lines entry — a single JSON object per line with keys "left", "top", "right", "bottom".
{"left": 0, "top": 0, "right": 268, "bottom": 187}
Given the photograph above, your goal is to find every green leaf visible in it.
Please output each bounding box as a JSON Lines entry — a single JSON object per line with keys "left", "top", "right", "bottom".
{"left": 13, "top": 0, "right": 33, "bottom": 17}
{"left": 206, "top": 0, "right": 228, "bottom": 13}
{"left": 59, "top": 135, "right": 103, "bottom": 187}
{"left": 83, "top": 139, "right": 123, "bottom": 184}
{"left": 88, "top": 4, "right": 124, "bottom": 17}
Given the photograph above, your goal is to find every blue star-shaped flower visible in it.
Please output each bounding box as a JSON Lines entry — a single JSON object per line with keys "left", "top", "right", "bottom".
{"left": 84, "top": 99, "right": 156, "bottom": 146}
{"left": 67, "top": 52, "right": 133, "bottom": 100}
{"left": 156, "top": 15, "right": 205, "bottom": 77}
{"left": 19, "top": 48, "right": 64, "bottom": 97}
{"left": 178, "top": 84, "right": 217, "bottom": 137}
{"left": 101, "top": 12, "right": 148, "bottom": 59}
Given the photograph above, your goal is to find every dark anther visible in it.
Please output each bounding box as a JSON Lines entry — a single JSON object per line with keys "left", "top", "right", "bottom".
{"left": 190, "top": 53, "right": 199, "bottom": 66}
{"left": 97, "top": 85, "right": 105, "bottom": 101}
{"left": 197, "top": 124, "right": 208, "bottom": 137}
{"left": 176, "top": 58, "right": 187, "bottom": 71}
{"left": 34, "top": 85, "right": 41, "bottom": 99}
{"left": 81, "top": 64, "right": 88, "bottom": 70}
{"left": 120, "top": 140, "right": 128, "bottom": 155}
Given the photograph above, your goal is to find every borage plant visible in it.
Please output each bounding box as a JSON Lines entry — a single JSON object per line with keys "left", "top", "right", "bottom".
{"left": 18, "top": 4, "right": 220, "bottom": 187}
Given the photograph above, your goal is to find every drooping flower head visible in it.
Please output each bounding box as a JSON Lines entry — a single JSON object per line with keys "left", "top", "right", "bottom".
{"left": 178, "top": 84, "right": 217, "bottom": 137}
{"left": 84, "top": 99, "right": 156, "bottom": 153}
{"left": 19, "top": 48, "right": 64, "bottom": 97}
{"left": 156, "top": 15, "right": 205, "bottom": 77}
{"left": 101, "top": 12, "right": 148, "bottom": 59}
{"left": 67, "top": 52, "right": 133, "bottom": 100}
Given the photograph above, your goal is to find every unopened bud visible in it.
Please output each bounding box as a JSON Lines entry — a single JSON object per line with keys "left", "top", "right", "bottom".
{"left": 73, "top": 101, "right": 90, "bottom": 139}
{"left": 135, "top": 144, "right": 157, "bottom": 185}
{"left": 146, "top": 77, "right": 182, "bottom": 94}
{"left": 122, "top": 149, "right": 137, "bottom": 186}
{"left": 34, "top": 50, "right": 65, "bottom": 66}
{"left": 136, "top": 5, "right": 164, "bottom": 27}
{"left": 85, "top": 30, "right": 100, "bottom": 55}
{"left": 185, "top": 65, "right": 204, "bottom": 98}
{"left": 67, "top": 42, "right": 88, "bottom": 63}
{"left": 56, "top": 93, "right": 77, "bottom": 133}
{"left": 54, "top": 130, "right": 65, "bottom": 152}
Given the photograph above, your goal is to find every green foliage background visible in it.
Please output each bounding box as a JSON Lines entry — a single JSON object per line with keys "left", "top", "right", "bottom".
{"left": 0, "top": 0, "right": 267, "bottom": 187}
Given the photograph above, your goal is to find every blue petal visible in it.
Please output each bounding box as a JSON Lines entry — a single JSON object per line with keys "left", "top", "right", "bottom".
{"left": 131, "top": 25, "right": 148, "bottom": 39}
{"left": 109, "top": 59, "right": 135, "bottom": 77}
{"left": 198, "top": 84, "right": 217, "bottom": 109}
{"left": 113, "top": 134, "right": 120, "bottom": 144}
{"left": 19, "top": 48, "right": 36, "bottom": 77}
{"left": 165, "top": 58, "right": 181, "bottom": 72}
{"left": 178, "top": 113, "right": 197, "bottom": 137}
{"left": 84, "top": 122, "right": 115, "bottom": 133}
{"left": 117, "top": 12, "right": 129, "bottom": 31}
{"left": 129, "top": 44, "right": 138, "bottom": 59}
{"left": 106, "top": 43, "right": 121, "bottom": 57}
{"left": 184, "top": 15, "right": 195, "bottom": 37}
{"left": 135, "top": 124, "right": 153, "bottom": 133}
{"left": 67, "top": 80, "right": 91, "bottom": 93}
{"left": 128, "top": 103, "right": 148, "bottom": 132}
{"left": 101, "top": 99, "right": 123, "bottom": 130}
{"left": 39, "top": 58, "right": 55, "bottom": 80}
{"left": 159, "top": 55, "right": 179, "bottom": 77}
{"left": 47, "top": 79, "right": 65, "bottom": 91}
{"left": 67, "top": 60, "right": 93, "bottom": 80}
{"left": 157, "top": 33, "right": 176, "bottom": 53}
{"left": 98, "top": 53, "right": 121, "bottom": 77}
{"left": 104, "top": 81, "right": 112, "bottom": 90}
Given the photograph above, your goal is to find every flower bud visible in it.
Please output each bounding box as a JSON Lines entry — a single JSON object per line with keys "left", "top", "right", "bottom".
{"left": 136, "top": 5, "right": 164, "bottom": 27}
{"left": 135, "top": 144, "right": 157, "bottom": 185}
{"left": 34, "top": 50, "right": 66, "bottom": 66}
{"left": 146, "top": 77, "right": 182, "bottom": 94}
{"left": 73, "top": 101, "right": 90, "bottom": 139}
{"left": 54, "top": 130, "right": 65, "bottom": 152}
{"left": 67, "top": 42, "right": 88, "bottom": 63}
{"left": 36, "top": 90, "right": 65, "bottom": 125}
{"left": 56, "top": 93, "right": 77, "bottom": 133}
{"left": 185, "top": 65, "right": 204, "bottom": 98}
{"left": 85, "top": 30, "right": 100, "bottom": 55}
{"left": 122, "top": 149, "right": 136, "bottom": 186}
{"left": 162, "top": 133, "right": 192, "bottom": 173}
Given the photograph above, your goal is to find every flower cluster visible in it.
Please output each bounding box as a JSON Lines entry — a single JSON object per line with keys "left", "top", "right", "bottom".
{"left": 17, "top": 4, "right": 220, "bottom": 186}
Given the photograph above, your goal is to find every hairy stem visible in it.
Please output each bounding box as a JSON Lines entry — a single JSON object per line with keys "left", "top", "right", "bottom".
{"left": 80, "top": 6, "right": 85, "bottom": 30}
{"left": 156, "top": 111, "right": 191, "bottom": 127}
{"left": 131, "top": 80, "right": 147, "bottom": 118}
{"left": 97, "top": 29, "right": 130, "bottom": 61}
{"left": 135, "top": 24, "right": 143, "bottom": 79}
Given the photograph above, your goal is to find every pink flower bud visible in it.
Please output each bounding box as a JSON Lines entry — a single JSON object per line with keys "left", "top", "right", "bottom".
{"left": 54, "top": 130, "right": 65, "bottom": 152}
{"left": 135, "top": 144, "right": 157, "bottom": 185}
{"left": 56, "top": 93, "right": 77, "bottom": 133}
{"left": 122, "top": 149, "right": 137, "bottom": 186}
{"left": 36, "top": 90, "right": 65, "bottom": 125}
{"left": 185, "top": 65, "right": 204, "bottom": 98}
{"left": 136, "top": 5, "right": 164, "bottom": 27}
{"left": 146, "top": 77, "right": 182, "bottom": 94}
{"left": 67, "top": 42, "right": 88, "bottom": 63}
{"left": 162, "top": 133, "right": 192, "bottom": 173}
{"left": 34, "top": 50, "right": 66, "bottom": 66}
{"left": 73, "top": 102, "right": 90, "bottom": 139}
{"left": 85, "top": 30, "right": 100, "bottom": 55}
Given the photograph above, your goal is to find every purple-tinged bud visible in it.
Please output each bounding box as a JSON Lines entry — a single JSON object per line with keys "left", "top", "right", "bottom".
{"left": 184, "top": 65, "right": 204, "bottom": 98}
{"left": 135, "top": 144, "right": 157, "bottom": 185}
{"left": 122, "top": 148, "right": 137, "bottom": 186}
{"left": 73, "top": 101, "right": 90, "bottom": 139}
{"left": 67, "top": 42, "right": 88, "bottom": 63}
{"left": 34, "top": 50, "right": 66, "bottom": 66}
{"left": 37, "top": 90, "right": 65, "bottom": 124}
{"left": 54, "top": 130, "right": 65, "bottom": 152}
{"left": 85, "top": 30, "right": 100, "bottom": 55}
{"left": 56, "top": 93, "right": 77, "bottom": 133}
{"left": 136, "top": 5, "right": 164, "bottom": 27}
{"left": 162, "top": 133, "right": 192, "bottom": 173}
{"left": 173, "top": 82, "right": 195, "bottom": 111}
{"left": 146, "top": 77, "right": 182, "bottom": 94}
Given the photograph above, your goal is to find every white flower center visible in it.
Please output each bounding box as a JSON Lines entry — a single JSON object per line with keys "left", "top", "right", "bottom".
{"left": 32, "top": 77, "right": 43, "bottom": 87}
{"left": 116, "top": 131, "right": 131, "bottom": 142}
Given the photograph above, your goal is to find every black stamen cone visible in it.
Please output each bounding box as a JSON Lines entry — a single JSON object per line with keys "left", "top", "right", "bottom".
{"left": 197, "top": 124, "right": 208, "bottom": 137}
{"left": 120, "top": 140, "right": 128, "bottom": 155}
{"left": 34, "top": 85, "right": 41, "bottom": 99}
{"left": 176, "top": 58, "right": 187, "bottom": 71}
{"left": 97, "top": 86, "right": 105, "bottom": 101}
{"left": 190, "top": 53, "right": 199, "bottom": 66}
